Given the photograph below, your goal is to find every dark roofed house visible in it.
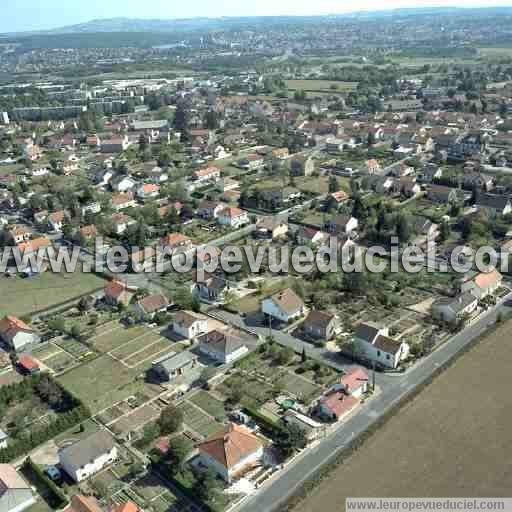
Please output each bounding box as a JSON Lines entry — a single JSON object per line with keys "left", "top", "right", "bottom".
{"left": 302, "top": 311, "right": 340, "bottom": 340}
{"left": 476, "top": 193, "right": 512, "bottom": 216}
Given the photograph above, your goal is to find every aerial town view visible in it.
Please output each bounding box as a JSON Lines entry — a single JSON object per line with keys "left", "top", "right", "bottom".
{"left": 1, "top": 2, "right": 512, "bottom": 512}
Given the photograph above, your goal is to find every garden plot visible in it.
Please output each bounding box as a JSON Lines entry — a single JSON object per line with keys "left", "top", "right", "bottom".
{"left": 188, "top": 390, "right": 227, "bottom": 421}
{"left": 55, "top": 337, "right": 94, "bottom": 359}
{"left": 42, "top": 351, "right": 76, "bottom": 373}
{"left": 91, "top": 324, "right": 149, "bottom": 353}
{"left": 276, "top": 372, "right": 323, "bottom": 404}
{"left": 109, "top": 403, "right": 160, "bottom": 436}
{"left": 178, "top": 401, "right": 224, "bottom": 439}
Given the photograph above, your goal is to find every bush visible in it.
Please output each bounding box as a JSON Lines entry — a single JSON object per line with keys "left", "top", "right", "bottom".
{"left": 21, "top": 458, "right": 68, "bottom": 509}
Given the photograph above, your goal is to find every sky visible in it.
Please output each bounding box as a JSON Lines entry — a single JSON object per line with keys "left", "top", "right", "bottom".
{"left": 3, "top": 0, "right": 512, "bottom": 33}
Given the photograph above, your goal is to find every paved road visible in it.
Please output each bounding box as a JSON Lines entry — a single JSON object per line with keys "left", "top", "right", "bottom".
{"left": 208, "top": 308, "right": 360, "bottom": 374}
{"left": 232, "top": 294, "right": 512, "bottom": 512}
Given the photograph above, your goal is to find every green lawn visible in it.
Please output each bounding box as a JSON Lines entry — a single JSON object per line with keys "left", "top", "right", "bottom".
{"left": 188, "top": 391, "right": 227, "bottom": 421}
{"left": 57, "top": 354, "right": 145, "bottom": 414}
{"left": 0, "top": 270, "right": 105, "bottom": 317}
{"left": 91, "top": 324, "right": 149, "bottom": 353}
{"left": 178, "top": 402, "right": 224, "bottom": 438}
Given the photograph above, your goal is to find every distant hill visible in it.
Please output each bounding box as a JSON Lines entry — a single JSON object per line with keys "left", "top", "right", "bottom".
{"left": 5, "top": 7, "right": 512, "bottom": 37}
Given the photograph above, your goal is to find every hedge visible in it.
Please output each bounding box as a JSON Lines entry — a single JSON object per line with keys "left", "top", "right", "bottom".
{"left": 21, "top": 457, "right": 68, "bottom": 509}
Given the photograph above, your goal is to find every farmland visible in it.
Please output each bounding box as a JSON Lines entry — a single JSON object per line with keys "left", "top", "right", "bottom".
{"left": 295, "top": 320, "right": 512, "bottom": 512}
{"left": 0, "top": 270, "right": 105, "bottom": 317}
{"left": 285, "top": 80, "right": 358, "bottom": 93}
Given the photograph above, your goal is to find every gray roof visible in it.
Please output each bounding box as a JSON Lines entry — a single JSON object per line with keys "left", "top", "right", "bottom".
{"left": 354, "top": 321, "right": 383, "bottom": 343}
{"left": 154, "top": 351, "right": 197, "bottom": 373}
{"left": 198, "top": 330, "right": 248, "bottom": 357}
{"left": 59, "top": 430, "right": 115, "bottom": 468}
{"left": 0, "top": 430, "right": 7, "bottom": 441}
{"left": 435, "top": 292, "right": 477, "bottom": 314}
{"left": 132, "top": 119, "right": 169, "bottom": 130}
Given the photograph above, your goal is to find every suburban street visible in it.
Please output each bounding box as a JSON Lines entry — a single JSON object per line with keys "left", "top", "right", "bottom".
{"left": 231, "top": 294, "right": 512, "bottom": 512}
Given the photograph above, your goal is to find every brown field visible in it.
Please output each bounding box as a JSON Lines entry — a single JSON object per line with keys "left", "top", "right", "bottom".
{"left": 296, "top": 321, "right": 512, "bottom": 512}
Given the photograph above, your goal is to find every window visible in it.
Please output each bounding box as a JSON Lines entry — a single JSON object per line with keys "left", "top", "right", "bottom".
{"left": 377, "top": 350, "right": 381, "bottom": 357}
{"left": 386, "top": 354, "right": 390, "bottom": 360}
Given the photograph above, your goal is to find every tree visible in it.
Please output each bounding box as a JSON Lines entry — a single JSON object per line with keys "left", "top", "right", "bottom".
{"left": 276, "top": 347, "right": 294, "bottom": 366}
{"left": 396, "top": 214, "right": 411, "bottom": 243}
{"left": 158, "top": 405, "right": 183, "bottom": 435}
{"left": 277, "top": 423, "right": 307, "bottom": 457}
{"left": 167, "top": 437, "right": 193, "bottom": 471}
{"left": 173, "top": 101, "right": 190, "bottom": 142}
{"left": 47, "top": 317, "right": 65, "bottom": 334}
{"left": 439, "top": 221, "right": 451, "bottom": 242}
{"left": 301, "top": 347, "right": 307, "bottom": 363}
{"left": 195, "top": 468, "right": 220, "bottom": 502}
{"left": 328, "top": 175, "right": 339, "bottom": 193}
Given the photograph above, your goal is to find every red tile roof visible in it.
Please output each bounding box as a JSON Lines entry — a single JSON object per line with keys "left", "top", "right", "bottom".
{"left": 198, "top": 423, "right": 263, "bottom": 470}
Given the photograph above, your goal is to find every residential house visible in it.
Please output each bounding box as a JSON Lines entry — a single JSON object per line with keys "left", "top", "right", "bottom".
{"left": 193, "top": 166, "right": 221, "bottom": 184}
{"left": 217, "top": 207, "right": 249, "bottom": 229}
{"left": 48, "top": 210, "right": 68, "bottom": 232}
{"left": 418, "top": 163, "right": 442, "bottom": 183}
{"left": 151, "top": 351, "right": 198, "bottom": 382}
{"left": 108, "top": 501, "right": 143, "bottom": 512}
{"left": 111, "top": 192, "right": 136, "bottom": 211}
{"left": 353, "top": 321, "right": 409, "bottom": 369}
{"left": 173, "top": 310, "right": 209, "bottom": 339}
{"left": 432, "top": 292, "right": 478, "bottom": 324}
{"left": 0, "top": 464, "right": 36, "bottom": 512}
{"left": 361, "top": 159, "right": 383, "bottom": 175}
{"left": 64, "top": 495, "right": 102, "bottom": 512}
{"left": 460, "top": 269, "right": 503, "bottom": 300}
{"left": 59, "top": 430, "right": 118, "bottom": 482}
{"left": 197, "top": 423, "right": 263, "bottom": 482}
{"left": 0, "top": 316, "right": 40, "bottom": 352}
{"left": 239, "top": 154, "right": 265, "bottom": 171}
{"left": 290, "top": 154, "right": 315, "bottom": 177}
{"left": 197, "top": 200, "right": 224, "bottom": 220}
{"left": 9, "top": 226, "right": 31, "bottom": 245}
{"left": 336, "top": 367, "right": 369, "bottom": 398}
{"left": 159, "top": 233, "right": 194, "bottom": 254}
{"left": 261, "top": 288, "right": 307, "bottom": 323}
{"left": 111, "top": 213, "right": 135, "bottom": 234}
{"left": 133, "top": 294, "right": 170, "bottom": 320}
{"left": 427, "top": 185, "right": 460, "bottom": 204}
{"left": 296, "top": 227, "right": 330, "bottom": 247}
{"left": 136, "top": 183, "right": 160, "bottom": 201}
{"left": 317, "top": 390, "right": 359, "bottom": 422}
{"left": 476, "top": 194, "right": 512, "bottom": 216}
{"left": 104, "top": 280, "right": 137, "bottom": 307}
{"left": 301, "top": 311, "right": 341, "bottom": 340}
{"left": 101, "top": 136, "right": 130, "bottom": 153}
{"left": 111, "top": 175, "right": 136, "bottom": 193}
{"left": 197, "top": 329, "right": 249, "bottom": 364}
{"left": 194, "top": 273, "right": 232, "bottom": 303}
{"left": 325, "top": 215, "right": 358, "bottom": 236}
{"left": 255, "top": 218, "right": 289, "bottom": 239}
{"left": 81, "top": 202, "right": 101, "bottom": 216}
{"left": 17, "top": 353, "right": 40, "bottom": 375}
